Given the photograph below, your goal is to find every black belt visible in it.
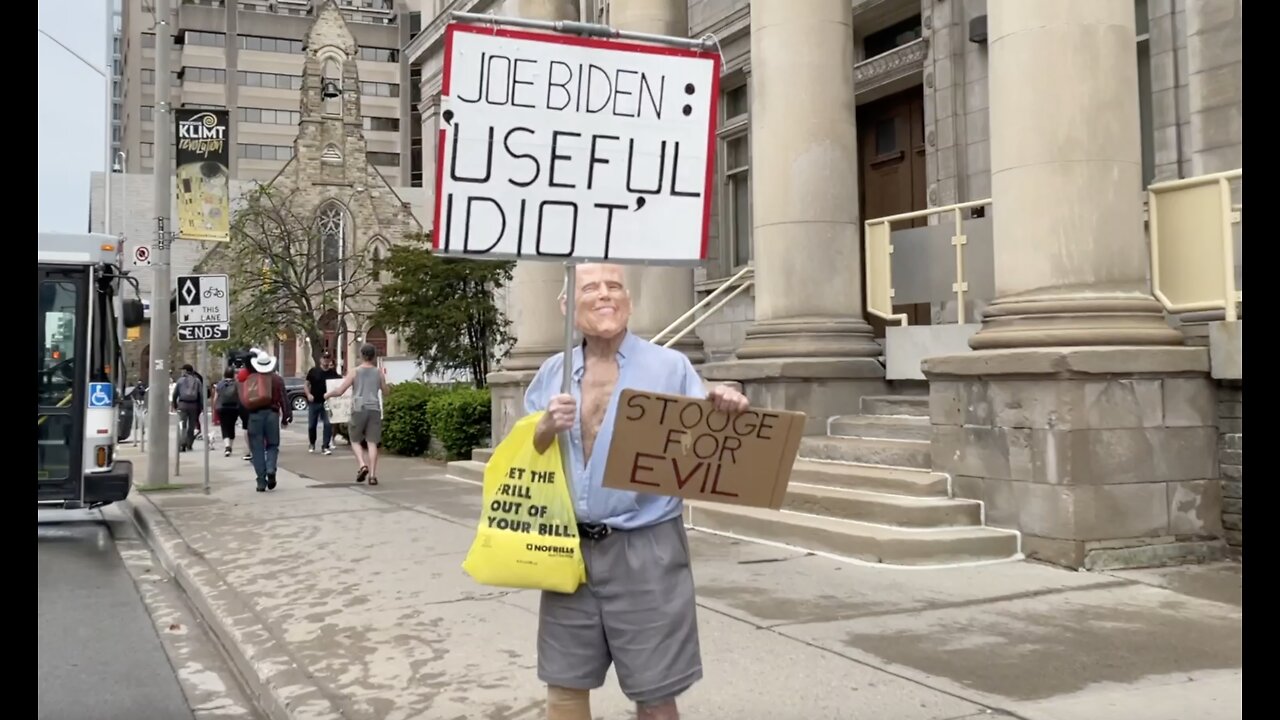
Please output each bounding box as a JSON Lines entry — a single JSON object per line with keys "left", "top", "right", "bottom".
{"left": 577, "top": 523, "right": 612, "bottom": 541}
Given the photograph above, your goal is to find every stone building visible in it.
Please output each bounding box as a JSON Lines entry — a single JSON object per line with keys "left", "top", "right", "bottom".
{"left": 411, "top": 0, "right": 1243, "bottom": 570}
{"left": 92, "top": 1, "right": 429, "bottom": 382}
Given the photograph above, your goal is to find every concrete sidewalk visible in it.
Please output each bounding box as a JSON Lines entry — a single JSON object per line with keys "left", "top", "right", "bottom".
{"left": 118, "top": 437, "right": 1242, "bottom": 720}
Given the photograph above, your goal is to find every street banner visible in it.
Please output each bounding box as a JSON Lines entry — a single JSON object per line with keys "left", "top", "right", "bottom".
{"left": 175, "top": 108, "right": 231, "bottom": 242}
{"left": 433, "top": 23, "right": 720, "bottom": 264}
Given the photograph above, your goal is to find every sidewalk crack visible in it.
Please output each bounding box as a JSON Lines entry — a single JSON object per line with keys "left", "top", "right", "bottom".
{"left": 423, "top": 591, "right": 516, "bottom": 606}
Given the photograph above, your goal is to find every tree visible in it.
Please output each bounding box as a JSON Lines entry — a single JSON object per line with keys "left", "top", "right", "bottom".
{"left": 372, "top": 233, "right": 515, "bottom": 388}
{"left": 197, "top": 184, "right": 377, "bottom": 366}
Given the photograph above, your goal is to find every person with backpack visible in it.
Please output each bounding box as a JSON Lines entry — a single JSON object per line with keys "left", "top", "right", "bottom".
{"left": 240, "top": 348, "right": 293, "bottom": 492}
{"left": 212, "top": 368, "right": 242, "bottom": 458}
{"left": 170, "top": 364, "right": 203, "bottom": 452}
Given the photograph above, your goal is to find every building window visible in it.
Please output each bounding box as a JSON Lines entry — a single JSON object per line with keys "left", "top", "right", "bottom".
{"left": 863, "top": 16, "right": 923, "bottom": 59}
{"left": 183, "top": 67, "right": 227, "bottom": 84}
{"left": 1135, "top": 0, "right": 1155, "bottom": 186}
{"left": 363, "top": 116, "right": 399, "bottom": 132}
{"left": 720, "top": 82, "right": 751, "bottom": 268}
{"left": 237, "top": 71, "right": 303, "bottom": 90}
{"left": 359, "top": 81, "right": 399, "bottom": 98}
{"left": 140, "top": 143, "right": 153, "bottom": 158}
{"left": 317, "top": 204, "right": 345, "bottom": 283}
{"left": 368, "top": 152, "right": 401, "bottom": 167}
{"left": 184, "top": 31, "right": 225, "bottom": 47}
{"left": 239, "top": 35, "right": 304, "bottom": 54}
{"left": 141, "top": 33, "right": 155, "bottom": 48}
{"left": 358, "top": 46, "right": 398, "bottom": 62}
{"left": 141, "top": 105, "right": 154, "bottom": 121}
{"left": 239, "top": 107, "right": 301, "bottom": 125}
{"left": 141, "top": 68, "right": 154, "bottom": 85}
{"left": 237, "top": 144, "right": 293, "bottom": 161}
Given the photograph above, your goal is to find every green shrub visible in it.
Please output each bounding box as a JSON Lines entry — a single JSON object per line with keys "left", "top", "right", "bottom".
{"left": 380, "top": 382, "right": 440, "bottom": 456}
{"left": 427, "top": 386, "right": 491, "bottom": 460}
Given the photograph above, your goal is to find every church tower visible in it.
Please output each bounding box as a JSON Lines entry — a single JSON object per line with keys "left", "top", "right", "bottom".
{"left": 295, "top": 0, "right": 366, "bottom": 186}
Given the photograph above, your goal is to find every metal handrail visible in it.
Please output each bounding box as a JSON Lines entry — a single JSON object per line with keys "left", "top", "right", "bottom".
{"left": 1147, "top": 168, "right": 1242, "bottom": 322}
{"left": 653, "top": 265, "right": 755, "bottom": 348}
{"left": 864, "top": 199, "right": 992, "bottom": 326}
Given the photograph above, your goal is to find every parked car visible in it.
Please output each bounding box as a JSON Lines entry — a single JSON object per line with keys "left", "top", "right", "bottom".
{"left": 283, "top": 376, "right": 309, "bottom": 413}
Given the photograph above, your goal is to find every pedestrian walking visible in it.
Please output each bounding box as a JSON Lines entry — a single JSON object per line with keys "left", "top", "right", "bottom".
{"left": 521, "top": 263, "right": 750, "bottom": 720}
{"left": 304, "top": 351, "right": 341, "bottom": 454}
{"left": 170, "top": 364, "right": 203, "bottom": 452}
{"left": 240, "top": 349, "right": 292, "bottom": 492}
{"left": 212, "top": 367, "right": 241, "bottom": 457}
{"left": 325, "top": 343, "right": 387, "bottom": 486}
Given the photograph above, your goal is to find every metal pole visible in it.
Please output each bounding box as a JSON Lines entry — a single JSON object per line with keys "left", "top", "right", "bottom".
{"left": 559, "top": 262, "right": 576, "bottom": 491}
{"left": 146, "top": 0, "right": 172, "bottom": 488}
{"left": 201, "top": 342, "right": 211, "bottom": 495}
{"left": 450, "top": 11, "right": 716, "bottom": 51}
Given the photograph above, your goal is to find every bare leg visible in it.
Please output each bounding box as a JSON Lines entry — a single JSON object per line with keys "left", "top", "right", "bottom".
{"left": 636, "top": 699, "right": 679, "bottom": 720}
{"left": 352, "top": 441, "right": 367, "bottom": 470}
{"left": 367, "top": 443, "right": 379, "bottom": 481}
{"left": 545, "top": 686, "right": 590, "bottom": 720}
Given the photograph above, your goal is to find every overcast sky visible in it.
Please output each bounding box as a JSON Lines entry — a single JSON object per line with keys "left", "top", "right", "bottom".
{"left": 38, "top": 0, "right": 111, "bottom": 233}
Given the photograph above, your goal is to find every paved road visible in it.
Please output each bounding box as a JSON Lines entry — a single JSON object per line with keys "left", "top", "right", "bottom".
{"left": 37, "top": 507, "right": 261, "bottom": 720}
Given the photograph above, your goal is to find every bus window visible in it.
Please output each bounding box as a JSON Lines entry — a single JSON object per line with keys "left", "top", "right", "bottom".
{"left": 39, "top": 280, "right": 79, "bottom": 407}
{"left": 91, "top": 287, "right": 118, "bottom": 385}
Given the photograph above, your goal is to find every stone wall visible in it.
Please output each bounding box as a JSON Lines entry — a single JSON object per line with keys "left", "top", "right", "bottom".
{"left": 1218, "top": 382, "right": 1241, "bottom": 552}
{"left": 927, "top": 366, "right": 1226, "bottom": 570}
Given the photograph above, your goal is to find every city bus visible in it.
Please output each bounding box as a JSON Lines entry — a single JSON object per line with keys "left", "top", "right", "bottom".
{"left": 38, "top": 232, "right": 145, "bottom": 509}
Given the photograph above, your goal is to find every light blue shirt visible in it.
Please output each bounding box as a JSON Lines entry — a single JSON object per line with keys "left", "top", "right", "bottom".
{"left": 523, "top": 331, "right": 706, "bottom": 530}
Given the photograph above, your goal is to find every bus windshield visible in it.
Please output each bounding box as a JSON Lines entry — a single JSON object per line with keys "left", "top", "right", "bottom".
{"left": 38, "top": 273, "right": 83, "bottom": 483}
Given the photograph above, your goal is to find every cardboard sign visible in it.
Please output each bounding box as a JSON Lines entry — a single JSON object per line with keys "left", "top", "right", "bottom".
{"left": 433, "top": 24, "right": 720, "bottom": 264}
{"left": 325, "top": 378, "right": 351, "bottom": 425}
{"left": 602, "top": 390, "right": 805, "bottom": 509}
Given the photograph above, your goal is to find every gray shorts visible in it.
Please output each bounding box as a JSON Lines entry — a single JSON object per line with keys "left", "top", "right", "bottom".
{"left": 348, "top": 409, "right": 381, "bottom": 445}
{"left": 537, "top": 516, "right": 702, "bottom": 704}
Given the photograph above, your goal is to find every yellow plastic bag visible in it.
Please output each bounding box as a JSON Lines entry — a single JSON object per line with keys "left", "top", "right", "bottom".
{"left": 461, "top": 412, "right": 586, "bottom": 594}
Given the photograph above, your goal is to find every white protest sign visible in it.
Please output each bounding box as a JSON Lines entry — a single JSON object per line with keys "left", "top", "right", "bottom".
{"left": 433, "top": 24, "right": 720, "bottom": 264}
{"left": 325, "top": 378, "right": 351, "bottom": 425}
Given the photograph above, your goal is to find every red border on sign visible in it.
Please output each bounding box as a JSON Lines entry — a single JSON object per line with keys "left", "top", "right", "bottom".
{"left": 432, "top": 22, "right": 722, "bottom": 262}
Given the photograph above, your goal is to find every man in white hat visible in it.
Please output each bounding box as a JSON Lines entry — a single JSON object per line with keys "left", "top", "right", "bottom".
{"left": 240, "top": 347, "right": 293, "bottom": 491}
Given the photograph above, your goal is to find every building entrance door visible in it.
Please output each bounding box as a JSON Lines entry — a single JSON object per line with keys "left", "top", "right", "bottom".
{"left": 857, "top": 87, "right": 929, "bottom": 336}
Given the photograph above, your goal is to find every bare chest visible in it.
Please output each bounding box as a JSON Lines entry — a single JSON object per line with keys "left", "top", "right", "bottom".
{"left": 580, "top": 364, "right": 619, "bottom": 460}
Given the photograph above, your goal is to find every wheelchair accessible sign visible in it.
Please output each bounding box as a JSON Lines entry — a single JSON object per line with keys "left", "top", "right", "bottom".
{"left": 88, "top": 382, "right": 113, "bottom": 408}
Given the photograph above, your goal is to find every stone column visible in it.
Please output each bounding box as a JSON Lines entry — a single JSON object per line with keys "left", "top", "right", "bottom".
{"left": 486, "top": 0, "right": 581, "bottom": 441}
{"left": 610, "top": 0, "right": 704, "bottom": 362}
{"left": 922, "top": 0, "right": 1223, "bottom": 570}
{"left": 967, "top": 0, "right": 1182, "bottom": 350}
{"left": 701, "top": 0, "right": 884, "bottom": 434}
{"left": 733, "top": 0, "right": 881, "bottom": 361}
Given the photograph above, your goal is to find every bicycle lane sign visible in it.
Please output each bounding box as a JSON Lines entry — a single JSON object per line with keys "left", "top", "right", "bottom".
{"left": 176, "top": 274, "right": 231, "bottom": 343}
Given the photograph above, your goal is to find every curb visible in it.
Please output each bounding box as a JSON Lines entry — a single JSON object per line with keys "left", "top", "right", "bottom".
{"left": 122, "top": 493, "right": 346, "bottom": 720}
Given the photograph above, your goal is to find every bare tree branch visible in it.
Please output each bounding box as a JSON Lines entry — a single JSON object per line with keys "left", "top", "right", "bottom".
{"left": 198, "top": 183, "right": 384, "bottom": 366}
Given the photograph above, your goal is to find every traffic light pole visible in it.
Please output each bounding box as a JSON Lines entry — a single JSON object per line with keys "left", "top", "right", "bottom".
{"left": 144, "top": 0, "right": 172, "bottom": 488}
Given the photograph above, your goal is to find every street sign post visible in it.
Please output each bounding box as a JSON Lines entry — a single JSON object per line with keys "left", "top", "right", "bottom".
{"left": 176, "top": 273, "right": 231, "bottom": 492}
{"left": 176, "top": 274, "right": 231, "bottom": 342}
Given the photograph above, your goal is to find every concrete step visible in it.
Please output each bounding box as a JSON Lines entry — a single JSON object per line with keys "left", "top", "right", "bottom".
{"left": 790, "top": 460, "right": 949, "bottom": 497}
{"left": 859, "top": 395, "right": 929, "bottom": 417}
{"left": 828, "top": 414, "right": 932, "bottom": 441}
{"left": 784, "top": 483, "right": 981, "bottom": 528}
{"left": 447, "top": 460, "right": 486, "bottom": 483}
{"left": 471, "top": 447, "right": 493, "bottom": 464}
{"left": 799, "top": 435, "right": 932, "bottom": 469}
{"left": 685, "top": 502, "right": 1019, "bottom": 566}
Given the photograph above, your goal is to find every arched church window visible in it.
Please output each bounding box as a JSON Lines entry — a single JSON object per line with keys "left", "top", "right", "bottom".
{"left": 317, "top": 203, "right": 344, "bottom": 282}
